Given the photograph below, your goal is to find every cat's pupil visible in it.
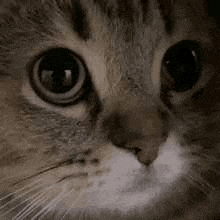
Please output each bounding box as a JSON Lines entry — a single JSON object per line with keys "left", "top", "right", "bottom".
{"left": 39, "top": 52, "right": 79, "bottom": 94}
{"left": 163, "top": 40, "right": 201, "bottom": 92}
{"left": 40, "top": 69, "right": 78, "bottom": 94}
{"left": 30, "top": 48, "right": 87, "bottom": 106}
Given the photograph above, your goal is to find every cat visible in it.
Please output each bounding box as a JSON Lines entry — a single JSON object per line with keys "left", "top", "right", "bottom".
{"left": 1, "top": 0, "right": 220, "bottom": 219}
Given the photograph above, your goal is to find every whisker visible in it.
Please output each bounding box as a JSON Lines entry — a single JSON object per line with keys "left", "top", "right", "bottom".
{"left": 0, "top": 180, "right": 42, "bottom": 202}
{"left": 1, "top": 185, "right": 48, "bottom": 217}
{"left": 195, "top": 173, "right": 215, "bottom": 191}
{"left": 60, "top": 206, "right": 72, "bottom": 220}
{"left": 185, "top": 172, "right": 214, "bottom": 195}
{"left": 32, "top": 186, "right": 68, "bottom": 220}
{"left": 11, "top": 185, "right": 55, "bottom": 220}
{"left": 192, "top": 152, "right": 220, "bottom": 163}
{"left": 204, "top": 166, "right": 220, "bottom": 177}
{"left": 185, "top": 175, "right": 209, "bottom": 195}
{"left": 60, "top": 190, "right": 88, "bottom": 220}
{"left": 13, "top": 196, "right": 50, "bottom": 220}
{"left": 192, "top": 160, "right": 220, "bottom": 177}
{"left": 14, "top": 196, "right": 50, "bottom": 220}
{"left": 0, "top": 181, "right": 43, "bottom": 211}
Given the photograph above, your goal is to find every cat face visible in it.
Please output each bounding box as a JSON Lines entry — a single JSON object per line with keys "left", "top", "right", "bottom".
{"left": 0, "top": 0, "right": 220, "bottom": 219}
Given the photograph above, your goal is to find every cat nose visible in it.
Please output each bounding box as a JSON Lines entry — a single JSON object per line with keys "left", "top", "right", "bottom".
{"left": 101, "top": 98, "right": 166, "bottom": 165}
{"left": 102, "top": 112, "right": 143, "bottom": 147}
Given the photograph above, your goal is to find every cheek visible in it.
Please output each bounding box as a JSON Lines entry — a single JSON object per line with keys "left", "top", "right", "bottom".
{"left": 152, "top": 133, "right": 188, "bottom": 183}
{"left": 0, "top": 81, "right": 83, "bottom": 186}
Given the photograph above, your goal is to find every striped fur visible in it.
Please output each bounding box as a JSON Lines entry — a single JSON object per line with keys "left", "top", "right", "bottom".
{"left": 0, "top": 0, "right": 220, "bottom": 219}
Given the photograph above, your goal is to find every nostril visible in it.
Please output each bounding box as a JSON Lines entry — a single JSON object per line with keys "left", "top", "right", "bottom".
{"left": 110, "top": 135, "right": 142, "bottom": 154}
{"left": 131, "top": 147, "right": 141, "bottom": 155}
{"left": 110, "top": 135, "right": 159, "bottom": 166}
{"left": 121, "top": 147, "right": 142, "bottom": 155}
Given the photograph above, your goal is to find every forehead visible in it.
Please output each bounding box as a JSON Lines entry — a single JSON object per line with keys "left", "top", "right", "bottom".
{"left": 0, "top": 0, "right": 212, "bottom": 38}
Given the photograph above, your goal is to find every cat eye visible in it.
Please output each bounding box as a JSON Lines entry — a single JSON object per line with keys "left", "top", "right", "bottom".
{"left": 162, "top": 40, "right": 201, "bottom": 92}
{"left": 30, "top": 48, "right": 87, "bottom": 105}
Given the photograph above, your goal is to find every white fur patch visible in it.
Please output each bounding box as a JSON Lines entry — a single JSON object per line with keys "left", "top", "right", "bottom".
{"left": 77, "top": 134, "right": 188, "bottom": 211}
{"left": 153, "top": 133, "right": 188, "bottom": 184}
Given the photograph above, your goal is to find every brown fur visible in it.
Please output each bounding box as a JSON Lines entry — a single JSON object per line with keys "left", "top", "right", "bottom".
{"left": 1, "top": 0, "right": 220, "bottom": 219}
